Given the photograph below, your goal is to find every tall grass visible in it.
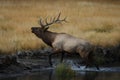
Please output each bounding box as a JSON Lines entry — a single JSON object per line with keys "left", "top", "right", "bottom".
{"left": 0, "top": 0, "right": 120, "bottom": 54}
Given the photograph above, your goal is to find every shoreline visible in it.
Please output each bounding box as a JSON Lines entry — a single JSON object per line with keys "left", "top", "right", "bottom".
{"left": 0, "top": 44, "right": 120, "bottom": 65}
{"left": 0, "top": 44, "right": 120, "bottom": 75}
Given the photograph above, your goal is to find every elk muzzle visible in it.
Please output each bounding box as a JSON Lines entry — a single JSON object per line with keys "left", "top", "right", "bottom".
{"left": 31, "top": 27, "right": 38, "bottom": 33}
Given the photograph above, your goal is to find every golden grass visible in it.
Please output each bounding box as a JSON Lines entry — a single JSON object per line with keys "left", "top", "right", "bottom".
{"left": 0, "top": 0, "right": 120, "bottom": 54}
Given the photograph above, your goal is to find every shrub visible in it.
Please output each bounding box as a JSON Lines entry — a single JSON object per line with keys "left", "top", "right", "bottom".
{"left": 55, "top": 63, "right": 75, "bottom": 80}
{"left": 93, "top": 24, "right": 114, "bottom": 33}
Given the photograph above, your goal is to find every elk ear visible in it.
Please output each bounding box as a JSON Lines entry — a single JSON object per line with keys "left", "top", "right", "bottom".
{"left": 44, "top": 27, "right": 49, "bottom": 32}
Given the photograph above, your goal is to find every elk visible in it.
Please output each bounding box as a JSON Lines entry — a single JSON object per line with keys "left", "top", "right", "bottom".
{"left": 31, "top": 13, "right": 99, "bottom": 70}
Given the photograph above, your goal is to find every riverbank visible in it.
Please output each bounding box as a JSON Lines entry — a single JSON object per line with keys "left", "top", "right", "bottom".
{"left": 0, "top": 44, "right": 120, "bottom": 74}
{"left": 16, "top": 44, "right": 120, "bottom": 66}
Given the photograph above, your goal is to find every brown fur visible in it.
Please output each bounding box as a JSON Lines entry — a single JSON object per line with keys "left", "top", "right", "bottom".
{"left": 31, "top": 27, "right": 57, "bottom": 46}
{"left": 31, "top": 13, "right": 99, "bottom": 69}
{"left": 31, "top": 27, "right": 99, "bottom": 70}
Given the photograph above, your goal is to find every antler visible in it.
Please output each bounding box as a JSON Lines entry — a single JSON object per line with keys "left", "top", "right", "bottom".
{"left": 39, "top": 13, "right": 67, "bottom": 30}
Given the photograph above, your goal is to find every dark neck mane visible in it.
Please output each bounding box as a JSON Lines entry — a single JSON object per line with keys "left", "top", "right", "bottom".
{"left": 41, "top": 31, "right": 57, "bottom": 47}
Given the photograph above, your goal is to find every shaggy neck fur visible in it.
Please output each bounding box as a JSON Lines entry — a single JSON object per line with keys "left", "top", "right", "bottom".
{"left": 39, "top": 31, "right": 57, "bottom": 47}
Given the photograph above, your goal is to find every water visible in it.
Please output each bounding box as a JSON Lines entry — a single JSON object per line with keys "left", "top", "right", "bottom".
{"left": 0, "top": 70, "right": 120, "bottom": 80}
{"left": 0, "top": 59, "right": 120, "bottom": 80}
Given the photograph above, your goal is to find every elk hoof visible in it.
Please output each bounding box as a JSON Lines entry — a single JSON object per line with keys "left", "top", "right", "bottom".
{"left": 49, "top": 62, "right": 53, "bottom": 67}
{"left": 96, "top": 66, "right": 100, "bottom": 70}
{"left": 85, "top": 64, "right": 89, "bottom": 69}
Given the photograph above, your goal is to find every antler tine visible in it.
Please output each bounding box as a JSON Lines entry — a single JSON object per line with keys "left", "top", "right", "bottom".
{"left": 55, "top": 13, "right": 67, "bottom": 23}
{"left": 39, "top": 18, "right": 44, "bottom": 28}
{"left": 56, "top": 12, "right": 61, "bottom": 21}
{"left": 52, "top": 17, "right": 56, "bottom": 22}
{"left": 62, "top": 16, "right": 67, "bottom": 22}
{"left": 50, "top": 17, "right": 53, "bottom": 22}
{"left": 45, "top": 17, "right": 48, "bottom": 25}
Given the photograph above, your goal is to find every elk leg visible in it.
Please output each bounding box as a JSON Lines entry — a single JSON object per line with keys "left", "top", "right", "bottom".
{"left": 49, "top": 53, "right": 56, "bottom": 67}
{"left": 85, "top": 56, "right": 100, "bottom": 70}
{"left": 85, "top": 61, "right": 91, "bottom": 69}
{"left": 84, "top": 56, "right": 92, "bottom": 69}
{"left": 88, "top": 51, "right": 100, "bottom": 70}
{"left": 60, "top": 52, "right": 65, "bottom": 63}
{"left": 94, "top": 63, "right": 99, "bottom": 70}
{"left": 49, "top": 53, "right": 53, "bottom": 66}
{"left": 85, "top": 64, "right": 89, "bottom": 68}
{"left": 48, "top": 49, "right": 61, "bottom": 67}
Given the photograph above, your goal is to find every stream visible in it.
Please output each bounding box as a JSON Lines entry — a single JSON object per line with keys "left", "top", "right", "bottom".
{"left": 0, "top": 59, "right": 120, "bottom": 80}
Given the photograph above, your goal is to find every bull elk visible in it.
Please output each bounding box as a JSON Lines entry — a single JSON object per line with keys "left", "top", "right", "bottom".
{"left": 31, "top": 13, "right": 99, "bottom": 70}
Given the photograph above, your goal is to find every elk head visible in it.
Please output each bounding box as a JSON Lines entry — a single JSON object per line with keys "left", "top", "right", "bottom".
{"left": 31, "top": 13, "right": 66, "bottom": 38}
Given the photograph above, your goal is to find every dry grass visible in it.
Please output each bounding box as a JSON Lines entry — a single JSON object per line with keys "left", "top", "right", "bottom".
{"left": 0, "top": 0, "right": 120, "bottom": 54}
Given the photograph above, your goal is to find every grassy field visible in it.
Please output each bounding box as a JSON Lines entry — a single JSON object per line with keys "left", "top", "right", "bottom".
{"left": 0, "top": 0, "right": 120, "bottom": 54}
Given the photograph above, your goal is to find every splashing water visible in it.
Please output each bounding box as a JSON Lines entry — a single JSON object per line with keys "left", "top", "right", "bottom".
{"left": 56, "top": 59, "right": 120, "bottom": 72}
